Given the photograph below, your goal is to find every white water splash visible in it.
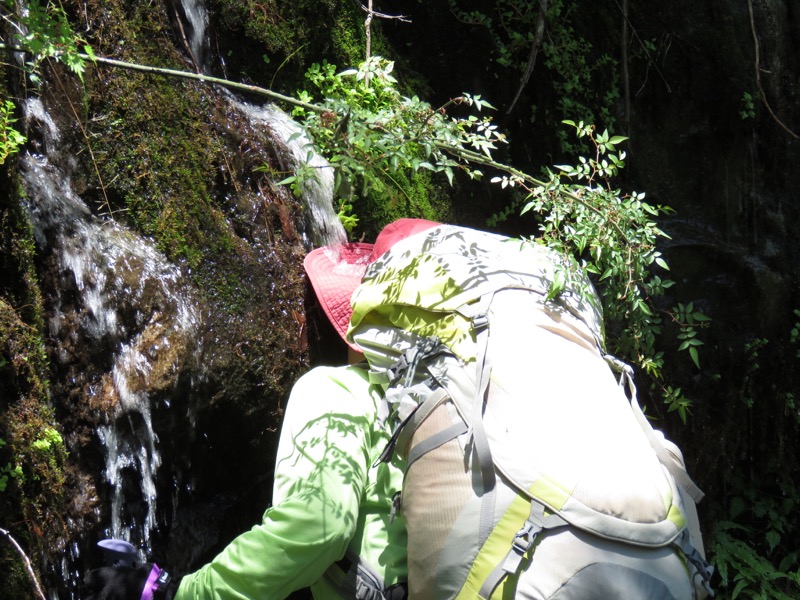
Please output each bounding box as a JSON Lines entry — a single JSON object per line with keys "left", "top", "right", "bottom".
{"left": 179, "top": 0, "right": 210, "bottom": 71}
{"left": 237, "top": 101, "right": 347, "bottom": 248}
{"left": 22, "top": 97, "right": 200, "bottom": 554}
{"left": 179, "top": 0, "right": 345, "bottom": 248}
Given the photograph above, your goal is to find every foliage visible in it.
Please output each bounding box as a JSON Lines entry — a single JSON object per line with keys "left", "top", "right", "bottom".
{"left": 0, "top": 0, "right": 92, "bottom": 174}
{"left": 489, "top": 120, "right": 708, "bottom": 412}
{"left": 710, "top": 474, "right": 800, "bottom": 599}
{"left": 673, "top": 301, "right": 711, "bottom": 370}
{"left": 293, "top": 56, "right": 502, "bottom": 186}
{"left": 790, "top": 309, "right": 800, "bottom": 358}
{"left": 739, "top": 92, "right": 756, "bottom": 120}
{"left": 448, "top": 0, "right": 619, "bottom": 151}
{"left": 703, "top": 315, "right": 800, "bottom": 599}
{"left": 0, "top": 100, "right": 26, "bottom": 165}
{"left": 0, "top": 0, "right": 95, "bottom": 84}
{"left": 0, "top": 437, "right": 23, "bottom": 492}
{"left": 290, "top": 56, "right": 498, "bottom": 226}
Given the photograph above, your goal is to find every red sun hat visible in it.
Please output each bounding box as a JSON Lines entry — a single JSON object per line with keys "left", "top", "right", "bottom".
{"left": 304, "top": 218, "right": 440, "bottom": 349}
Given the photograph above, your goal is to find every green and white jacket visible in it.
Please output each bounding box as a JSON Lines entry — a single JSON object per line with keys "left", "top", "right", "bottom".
{"left": 176, "top": 365, "right": 408, "bottom": 599}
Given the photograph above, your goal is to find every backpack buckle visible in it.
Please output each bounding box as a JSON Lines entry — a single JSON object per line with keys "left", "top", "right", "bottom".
{"left": 511, "top": 519, "right": 542, "bottom": 556}
{"left": 471, "top": 313, "right": 489, "bottom": 330}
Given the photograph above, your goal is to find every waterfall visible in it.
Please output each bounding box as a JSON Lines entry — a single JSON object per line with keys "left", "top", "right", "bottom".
{"left": 21, "top": 98, "right": 201, "bottom": 558}
{"left": 179, "top": 0, "right": 346, "bottom": 249}
{"left": 234, "top": 100, "right": 347, "bottom": 248}
{"left": 11, "top": 4, "right": 348, "bottom": 595}
{"left": 179, "top": 0, "right": 210, "bottom": 72}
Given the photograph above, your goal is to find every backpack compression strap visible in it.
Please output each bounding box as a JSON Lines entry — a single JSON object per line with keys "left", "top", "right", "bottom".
{"left": 456, "top": 293, "right": 500, "bottom": 550}
{"left": 608, "top": 355, "right": 714, "bottom": 593}
{"left": 455, "top": 493, "right": 567, "bottom": 600}
{"left": 609, "top": 359, "right": 705, "bottom": 503}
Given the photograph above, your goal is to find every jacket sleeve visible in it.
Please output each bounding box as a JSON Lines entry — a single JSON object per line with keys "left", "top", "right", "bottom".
{"left": 175, "top": 366, "right": 376, "bottom": 600}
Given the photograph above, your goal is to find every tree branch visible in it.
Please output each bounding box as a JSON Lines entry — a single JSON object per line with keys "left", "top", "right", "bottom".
{"left": 438, "top": 142, "right": 631, "bottom": 243}
{"left": 0, "top": 43, "right": 326, "bottom": 114}
{"left": 355, "top": 2, "right": 410, "bottom": 23}
{"left": 358, "top": 1, "right": 410, "bottom": 68}
{"left": 747, "top": 0, "right": 799, "bottom": 139}
{"left": 506, "top": 0, "right": 547, "bottom": 115}
{"left": 620, "top": 0, "right": 630, "bottom": 137}
{"left": 0, "top": 527, "right": 47, "bottom": 600}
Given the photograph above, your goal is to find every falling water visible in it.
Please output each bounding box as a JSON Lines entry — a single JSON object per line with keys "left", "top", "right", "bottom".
{"left": 179, "top": 0, "right": 210, "bottom": 72}
{"left": 178, "top": 0, "right": 346, "bottom": 248}
{"left": 21, "top": 98, "right": 201, "bottom": 558}
{"left": 235, "top": 100, "right": 347, "bottom": 248}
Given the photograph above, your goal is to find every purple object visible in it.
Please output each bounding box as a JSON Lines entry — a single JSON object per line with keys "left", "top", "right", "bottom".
{"left": 97, "top": 539, "right": 137, "bottom": 568}
{"left": 140, "top": 564, "right": 163, "bottom": 600}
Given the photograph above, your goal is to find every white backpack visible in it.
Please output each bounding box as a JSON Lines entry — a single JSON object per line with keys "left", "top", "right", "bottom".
{"left": 347, "top": 224, "right": 714, "bottom": 599}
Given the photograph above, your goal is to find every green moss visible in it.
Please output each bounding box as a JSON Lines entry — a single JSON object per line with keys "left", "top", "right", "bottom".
{"left": 350, "top": 168, "right": 454, "bottom": 240}
{"left": 207, "top": 0, "right": 380, "bottom": 92}
{"left": 58, "top": 1, "right": 235, "bottom": 284}
{"left": 0, "top": 177, "right": 66, "bottom": 596}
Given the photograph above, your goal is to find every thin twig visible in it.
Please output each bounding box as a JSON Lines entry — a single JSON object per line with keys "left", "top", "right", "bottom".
{"left": 365, "top": 0, "right": 373, "bottom": 64}
{"left": 356, "top": 2, "right": 410, "bottom": 23}
{"left": 50, "top": 66, "right": 113, "bottom": 216}
{"left": 0, "top": 527, "right": 47, "bottom": 600}
{"left": 358, "top": 0, "right": 410, "bottom": 78}
{"left": 747, "top": 0, "right": 799, "bottom": 139}
{"left": 620, "top": 0, "right": 630, "bottom": 137}
{"left": 611, "top": 0, "right": 671, "bottom": 94}
{"left": 506, "top": 0, "right": 547, "bottom": 114}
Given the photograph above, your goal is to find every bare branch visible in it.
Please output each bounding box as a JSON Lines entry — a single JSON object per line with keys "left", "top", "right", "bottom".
{"left": 356, "top": 2, "right": 411, "bottom": 23}
{"left": 0, "top": 43, "right": 327, "bottom": 114}
{"left": 506, "top": 0, "right": 547, "bottom": 114}
{"left": 0, "top": 527, "right": 47, "bottom": 600}
{"left": 747, "top": 0, "right": 799, "bottom": 139}
{"left": 620, "top": 0, "right": 630, "bottom": 137}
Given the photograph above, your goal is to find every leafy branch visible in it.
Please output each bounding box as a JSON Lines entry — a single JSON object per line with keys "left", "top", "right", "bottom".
{"left": 0, "top": 99, "right": 25, "bottom": 164}
{"left": 0, "top": 0, "right": 95, "bottom": 84}
{"left": 288, "top": 58, "right": 709, "bottom": 407}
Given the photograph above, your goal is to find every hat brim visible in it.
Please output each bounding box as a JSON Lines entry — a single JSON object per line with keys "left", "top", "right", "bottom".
{"left": 304, "top": 243, "right": 373, "bottom": 351}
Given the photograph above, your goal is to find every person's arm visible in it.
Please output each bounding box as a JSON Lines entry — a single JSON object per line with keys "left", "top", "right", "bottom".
{"left": 176, "top": 367, "right": 375, "bottom": 599}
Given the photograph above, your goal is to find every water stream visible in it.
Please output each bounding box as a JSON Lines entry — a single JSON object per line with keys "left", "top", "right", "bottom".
{"left": 232, "top": 99, "right": 346, "bottom": 248}
{"left": 178, "top": 0, "right": 346, "bottom": 248}
{"left": 179, "top": 0, "right": 210, "bottom": 72}
{"left": 21, "top": 98, "right": 202, "bottom": 561}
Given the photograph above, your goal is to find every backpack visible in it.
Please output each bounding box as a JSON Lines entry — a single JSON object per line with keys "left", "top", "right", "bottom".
{"left": 347, "top": 224, "right": 714, "bottom": 599}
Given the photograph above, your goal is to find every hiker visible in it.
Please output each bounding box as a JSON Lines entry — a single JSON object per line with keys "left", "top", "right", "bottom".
{"left": 82, "top": 218, "right": 440, "bottom": 600}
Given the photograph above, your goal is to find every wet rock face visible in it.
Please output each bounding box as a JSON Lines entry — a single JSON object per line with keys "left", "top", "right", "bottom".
{"left": 11, "top": 38, "right": 318, "bottom": 598}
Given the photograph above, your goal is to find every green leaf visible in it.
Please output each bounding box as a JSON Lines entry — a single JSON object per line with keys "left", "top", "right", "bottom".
{"left": 766, "top": 530, "right": 781, "bottom": 553}
{"left": 689, "top": 346, "right": 700, "bottom": 369}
